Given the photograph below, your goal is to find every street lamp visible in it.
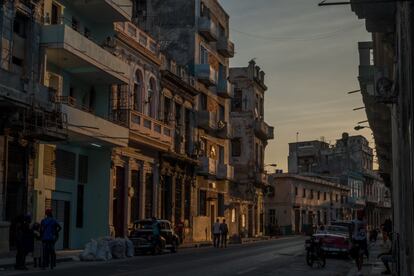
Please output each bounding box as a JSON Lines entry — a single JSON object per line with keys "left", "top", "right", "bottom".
{"left": 354, "top": 125, "right": 370, "bottom": 131}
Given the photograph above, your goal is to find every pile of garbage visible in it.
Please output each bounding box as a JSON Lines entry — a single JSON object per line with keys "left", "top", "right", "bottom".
{"left": 79, "top": 237, "right": 134, "bottom": 261}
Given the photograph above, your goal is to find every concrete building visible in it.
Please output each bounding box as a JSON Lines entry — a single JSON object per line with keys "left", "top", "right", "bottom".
{"left": 351, "top": 2, "right": 414, "bottom": 273}
{"left": 228, "top": 60, "right": 274, "bottom": 238}
{"left": 265, "top": 173, "right": 349, "bottom": 235}
{"left": 33, "top": 0, "right": 132, "bottom": 249}
{"left": 134, "top": 0, "right": 234, "bottom": 242}
{"left": 0, "top": 0, "right": 67, "bottom": 253}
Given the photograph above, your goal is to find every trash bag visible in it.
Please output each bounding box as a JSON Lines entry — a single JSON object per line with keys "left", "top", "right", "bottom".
{"left": 125, "top": 239, "right": 134, "bottom": 257}
{"left": 79, "top": 239, "right": 98, "bottom": 261}
{"left": 96, "top": 239, "right": 112, "bottom": 261}
{"left": 110, "top": 238, "right": 126, "bottom": 259}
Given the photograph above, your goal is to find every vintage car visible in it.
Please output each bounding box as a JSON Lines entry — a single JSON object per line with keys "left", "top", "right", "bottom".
{"left": 129, "top": 219, "right": 180, "bottom": 255}
{"left": 314, "top": 225, "right": 351, "bottom": 255}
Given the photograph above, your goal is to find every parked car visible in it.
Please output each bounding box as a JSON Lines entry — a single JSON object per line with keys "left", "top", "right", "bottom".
{"left": 314, "top": 225, "right": 351, "bottom": 255}
{"left": 129, "top": 219, "right": 180, "bottom": 255}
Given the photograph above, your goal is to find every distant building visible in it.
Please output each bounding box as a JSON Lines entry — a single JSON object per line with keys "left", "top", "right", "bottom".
{"left": 265, "top": 174, "right": 349, "bottom": 235}
{"left": 229, "top": 60, "right": 274, "bottom": 238}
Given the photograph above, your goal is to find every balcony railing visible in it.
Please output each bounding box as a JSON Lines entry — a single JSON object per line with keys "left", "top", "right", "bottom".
{"left": 198, "top": 16, "right": 218, "bottom": 42}
{"left": 114, "top": 22, "right": 159, "bottom": 56}
{"left": 129, "top": 110, "right": 173, "bottom": 145}
{"left": 254, "top": 120, "right": 274, "bottom": 140}
{"left": 40, "top": 24, "right": 130, "bottom": 84}
{"left": 217, "top": 37, "right": 235, "bottom": 58}
{"left": 195, "top": 64, "right": 217, "bottom": 86}
{"left": 217, "top": 78, "right": 232, "bottom": 98}
{"left": 198, "top": 157, "right": 218, "bottom": 175}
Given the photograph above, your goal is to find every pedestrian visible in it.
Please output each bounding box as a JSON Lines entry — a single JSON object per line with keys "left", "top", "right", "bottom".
{"left": 317, "top": 224, "right": 328, "bottom": 234}
{"left": 151, "top": 217, "right": 161, "bottom": 254}
{"left": 41, "top": 209, "right": 61, "bottom": 269}
{"left": 212, "top": 219, "right": 221, "bottom": 248}
{"left": 350, "top": 210, "right": 368, "bottom": 276}
{"left": 14, "top": 214, "right": 33, "bottom": 270}
{"left": 220, "top": 219, "right": 229, "bottom": 248}
{"left": 175, "top": 221, "right": 184, "bottom": 244}
{"left": 32, "top": 223, "right": 42, "bottom": 268}
{"left": 377, "top": 232, "right": 393, "bottom": 275}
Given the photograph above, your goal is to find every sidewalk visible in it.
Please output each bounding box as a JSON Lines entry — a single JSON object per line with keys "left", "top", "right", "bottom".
{"left": 0, "top": 250, "right": 81, "bottom": 271}
{"left": 347, "top": 240, "right": 389, "bottom": 276}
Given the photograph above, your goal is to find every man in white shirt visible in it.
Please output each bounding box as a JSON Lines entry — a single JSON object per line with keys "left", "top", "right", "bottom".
{"left": 212, "top": 219, "right": 221, "bottom": 248}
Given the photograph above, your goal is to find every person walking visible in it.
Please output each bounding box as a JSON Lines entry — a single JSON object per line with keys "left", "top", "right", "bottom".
{"left": 350, "top": 210, "right": 368, "bottom": 276}
{"left": 212, "top": 219, "right": 221, "bottom": 248}
{"left": 14, "top": 215, "right": 33, "bottom": 270}
{"left": 151, "top": 217, "right": 161, "bottom": 254}
{"left": 32, "top": 223, "right": 42, "bottom": 268}
{"left": 41, "top": 209, "right": 61, "bottom": 269}
{"left": 220, "top": 219, "right": 229, "bottom": 248}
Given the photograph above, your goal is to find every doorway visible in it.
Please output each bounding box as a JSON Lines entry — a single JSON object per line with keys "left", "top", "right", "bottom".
{"left": 210, "top": 204, "right": 215, "bottom": 236}
{"left": 47, "top": 199, "right": 70, "bottom": 249}
{"left": 113, "top": 166, "right": 125, "bottom": 237}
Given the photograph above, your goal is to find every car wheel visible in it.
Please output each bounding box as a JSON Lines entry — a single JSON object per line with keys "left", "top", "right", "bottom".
{"left": 170, "top": 241, "right": 178, "bottom": 253}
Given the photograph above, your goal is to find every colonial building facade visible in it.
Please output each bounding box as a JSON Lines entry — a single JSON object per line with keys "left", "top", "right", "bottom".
{"left": 229, "top": 60, "right": 274, "bottom": 238}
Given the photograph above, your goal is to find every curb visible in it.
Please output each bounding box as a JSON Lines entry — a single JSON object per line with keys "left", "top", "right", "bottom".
{"left": 0, "top": 256, "right": 75, "bottom": 271}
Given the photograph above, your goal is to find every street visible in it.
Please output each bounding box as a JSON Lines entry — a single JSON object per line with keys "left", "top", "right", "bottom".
{"left": 5, "top": 237, "right": 353, "bottom": 276}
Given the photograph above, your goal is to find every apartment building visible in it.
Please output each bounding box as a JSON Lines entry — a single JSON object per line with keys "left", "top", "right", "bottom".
{"left": 0, "top": 0, "right": 67, "bottom": 253}
{"left": 265, "top": 173, "right": 349, "bottom": 235}
{"left": 136, "top": 0, "right": 235, "bottom": 242}
{"left": 228, "top": 60, "right": 274, "bottom": 238}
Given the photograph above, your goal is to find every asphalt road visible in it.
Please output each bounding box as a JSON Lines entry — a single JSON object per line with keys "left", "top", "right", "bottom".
{"left": 6, "top": 237, "right": 353, "bottom": 276}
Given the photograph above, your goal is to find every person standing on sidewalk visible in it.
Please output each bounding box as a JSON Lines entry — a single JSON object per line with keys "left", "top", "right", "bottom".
{"left": 41, "top": 209, "right": 61, "bottom": 269}
{"left": 212, "top": 219, "right": 221, "bottom": 248}
{"left": 350, "top": 210, "right": 368, "bottom": 276}
{"left": 220, "top": 219, "right": 229, "bottom": 248}
{"left": 14, "top": 214, "right": 33, "bottom": 270}
{"left": 32, "top": 223, "right": 42, "bottom": 268}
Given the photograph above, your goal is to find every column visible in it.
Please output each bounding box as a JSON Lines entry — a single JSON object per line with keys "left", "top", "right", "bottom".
{"left": 171, "top": 173, "right": 177, "bottom": 225}
{"left": 139, "top": 162, "right": 148, "bottom": 219}
{"left": 152, "top": 162, "right": 159, "bottom": 218}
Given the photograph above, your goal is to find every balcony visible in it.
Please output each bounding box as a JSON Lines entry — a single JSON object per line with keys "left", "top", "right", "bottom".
{"left": 114, "top": 22, "right": 159, "bottom": 58}
{"left": 254, "top": 120, "right": 274, "bottom": 140}
{"left": 215, "top": 121, "right": 232, "bottom": 139}
{"left": 217, "top": 164, "right": 234, "bottom": 180}
{"left": 197, "top": 110, "right": 217, "bottom": 131}
{"left": 70, "top": 0, "right": 132, "bottom": 23}
{"left": 128, "top": 110, "right": 173, "bottom": 150}
{"left": 195, "top": 64, "right": 217, "bottom": 86}
{"left": 60, "top": 100, "right": 129, "bottom": 147}
{"left": 41, "top": 24, "right": 130, "bottom": 84}
{"left": 217, "top": 37, "right": 234, "bottom": 58}
{"left": 198, "top": 16, "right": 218, "bottom": 42}
{"left": 198, "top": 157, "right": 218, "bottom": 176}
{"left": 217, "top": 78, "right": 232, "bottom": 98}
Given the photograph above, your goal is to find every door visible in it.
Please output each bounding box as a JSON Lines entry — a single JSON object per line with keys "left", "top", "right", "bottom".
{"left": 294, "top": 209, "right": 300, "bottom": 233}
{"left": 248, "top": 206, "right": 253, "bottom": 237}
{"left": 50, "top": 199, "right": 70, "bottom": 249}
{"left": 210, "top": 204, "right": 215, "bottom": 237}
{"left": 113, "top": 166, "right": 125, "bottom": 237}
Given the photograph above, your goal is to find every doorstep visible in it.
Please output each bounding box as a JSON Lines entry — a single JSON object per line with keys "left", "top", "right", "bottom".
{"left": 0, "top": 250, "right": 81, "bottom": 270}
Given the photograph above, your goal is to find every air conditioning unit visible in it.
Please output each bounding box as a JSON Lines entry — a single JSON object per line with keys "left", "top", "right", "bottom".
{"left": 373, "top": 66, "right": 397, "bottom": 104}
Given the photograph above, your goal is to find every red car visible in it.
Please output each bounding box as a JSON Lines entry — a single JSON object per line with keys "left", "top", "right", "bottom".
{"left": 314, "top": 225, "right": 351, "bottom": 255}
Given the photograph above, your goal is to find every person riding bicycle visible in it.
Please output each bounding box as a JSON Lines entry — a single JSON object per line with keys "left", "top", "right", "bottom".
{"left": 351, "top": 210, "right": 368, "bottom": 276}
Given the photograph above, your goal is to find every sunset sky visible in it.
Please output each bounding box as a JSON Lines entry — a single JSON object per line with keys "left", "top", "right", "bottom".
{"left": 219, "top": 0, "right": 373, "bottom": 172}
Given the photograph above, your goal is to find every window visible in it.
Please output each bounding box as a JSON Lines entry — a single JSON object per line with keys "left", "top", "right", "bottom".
{"left": 303, "top": 188, "right": 306, "bottom": 198}
{"left": 317, "top": 191, "right": 320, "bottom": 200}
{"left": 335, "top": 194, "right": 339, "bottom": 202}
{"left": 200, "top": 45, "right": 208, "bottom": 64}
{"left": 76, "top": 185, "right": 84, "bottom": 228}
{"left": 56, "top": 149, "right": 76, "bottom": 179}
{"left": 218, "top": 146, "right": 224, "bottom": 164}
{"left": 232, "top": 89, "right": 243, "bottom": 112}
{"left": 231, "top": 138, "right": 241, "bottom": 157}
{"left": 134, "top": 70, "right": 143, "bottom": 112}
{"left": 130, "top": 170, "right": 140, "bottom": 222}
{"left": 269, "top": 209, "right": 276, "bottom": 225}
{"left": 310, "top": 189, "right": 314, "bottom": 199}
{"left": 341, "top": 195, "right": 344, "bottom": 204}
{"left": 199, "top": 190, "right": 207, "bottom": 216}
{"left": 200, "top": 93, "right": 207, "bottom": 110}
{"left": 218, "top": 193, "right": 224, "bottom": 217}
{"left": 324, "top": 192, "right": 327, "bottom": 201}
{"left": 218, "top": 104, "right": 225, "bottom": 121}
{"left": 78, "top": 155, "right": 88, "bottom": 184}
{"left": 51, "top": 3, "right": 61, "bottom": 24}
{"left": 146, "top": 78, "right": 156, "bottom": 117}
{"left": 295, "top": 186, "right": 298, "bottom": 196}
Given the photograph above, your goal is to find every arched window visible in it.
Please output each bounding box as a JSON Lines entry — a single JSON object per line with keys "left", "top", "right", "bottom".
{"left": 146, "top": 77, "right": 156, "bottom": 117}
{"left": 134, "top": 70, "right": 143, "bottom": 112}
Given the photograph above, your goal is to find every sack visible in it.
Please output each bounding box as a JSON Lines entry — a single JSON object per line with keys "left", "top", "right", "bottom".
{"left": 125, "top": 239, "right": 134, "bottom": 257}
{"left": 110, "top": 238, "right": 126, "bottom": 259}
{"left": 79, "top": 239, "right": 98, "bottom": 261}
{"left": 96, "top": 239, "right": 112, "bottom": 261}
